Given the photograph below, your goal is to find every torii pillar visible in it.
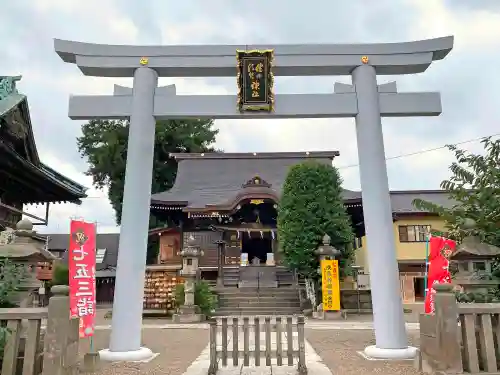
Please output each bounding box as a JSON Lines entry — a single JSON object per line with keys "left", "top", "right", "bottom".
{"left": 54, "top": 36, "right": 453, "bottom": 361}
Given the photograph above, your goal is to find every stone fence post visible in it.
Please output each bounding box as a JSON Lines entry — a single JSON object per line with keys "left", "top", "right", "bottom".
{"left": 418, "top": 283, "right": 463, "bottom": 374}
{"left": 42, "top": 285, "right": 80, "bottom": 375}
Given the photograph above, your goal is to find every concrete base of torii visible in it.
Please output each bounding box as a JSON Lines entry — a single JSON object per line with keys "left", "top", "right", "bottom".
{"left": 364, "top": 345, "right": 418, "bottom": 360}
{"left": 99, "top": 347, "right": 155, "bottom": 362}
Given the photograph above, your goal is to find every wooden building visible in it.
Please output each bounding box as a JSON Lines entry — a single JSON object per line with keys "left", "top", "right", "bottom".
{"left": 0, "top": 75, "right": 87, "bottom": 229}
{"left": 148, "top": 151, "right": 354, "bottom": 280}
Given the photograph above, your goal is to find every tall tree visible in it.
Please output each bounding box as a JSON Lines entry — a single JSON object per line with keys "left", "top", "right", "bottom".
{"left": 412, "top": 137, "right": 500, "bottom": 246}
{"left": 277, "top": 161, "right": 355, "bottom": 278}
{"left": 77, "top": 119, "right": 218, "bottom": 224}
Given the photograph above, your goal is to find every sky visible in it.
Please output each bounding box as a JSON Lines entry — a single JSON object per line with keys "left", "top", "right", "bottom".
{"left": 2, "top": 0, "right": 499, "bottom": 234}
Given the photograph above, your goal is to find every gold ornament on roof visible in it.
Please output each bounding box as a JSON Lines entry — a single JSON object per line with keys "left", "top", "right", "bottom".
{"left": 361, "top": 56, "right": 369, "bottom": 64}
{"left": 140, "top": 57, "right": 149, "bottom": 66}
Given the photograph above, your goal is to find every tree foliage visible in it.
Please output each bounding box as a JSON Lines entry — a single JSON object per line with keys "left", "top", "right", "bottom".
{"left": 412, "top": 137, "right": 500, "bottom": 246}
{"left": 77, "top": 119, "right": 218, "bottom": 224}
{"left": 277, "top": 161, "right": 355, "bottom": 278}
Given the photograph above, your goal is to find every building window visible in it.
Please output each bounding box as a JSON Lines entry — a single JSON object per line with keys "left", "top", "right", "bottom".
{"left": 96, "top": 249, "right": 107, "bottom": 264}
{"left": 398, "top": 225, "right": 431, "bottom": 243}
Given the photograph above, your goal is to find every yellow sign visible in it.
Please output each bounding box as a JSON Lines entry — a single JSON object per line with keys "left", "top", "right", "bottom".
{"left": 321, "top": 259, "right": 341, "bottom": 311}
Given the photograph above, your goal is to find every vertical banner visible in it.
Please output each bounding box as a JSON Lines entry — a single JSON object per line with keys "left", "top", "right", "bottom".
{"left": 69, "top": 220, "right": 97, "bottom": 338}
{"left": 424, "top": 236, "right": 456, "bottom": 314}
{"left": 321, "top": 259, "right": 341, "bottom": 311}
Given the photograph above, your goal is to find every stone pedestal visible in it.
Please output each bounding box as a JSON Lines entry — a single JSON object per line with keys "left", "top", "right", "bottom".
{"left": 173, "top": 305, "right": 204, "bottom": 323}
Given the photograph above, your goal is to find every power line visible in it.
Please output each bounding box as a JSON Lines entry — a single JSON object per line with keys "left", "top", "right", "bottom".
{"left": 337, "top": 132, "right": 500, "bottom": 170}
{"left": 26, "top": 132, "right": 499, "bottom": 228}
{"left": 40, "top": 132, "right": 500, "bottom": 201}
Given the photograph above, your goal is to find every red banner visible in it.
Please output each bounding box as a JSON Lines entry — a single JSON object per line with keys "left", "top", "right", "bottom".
{"left": 424, "top": 235, "right": 456, "bottom": 314}
{"left": 69, "top": 220, "right": 96, "bottom": 338}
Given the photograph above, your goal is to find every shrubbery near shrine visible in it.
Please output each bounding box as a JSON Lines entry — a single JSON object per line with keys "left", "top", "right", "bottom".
{"left": 277, "top": 161, "right": 355, "bottom": 279}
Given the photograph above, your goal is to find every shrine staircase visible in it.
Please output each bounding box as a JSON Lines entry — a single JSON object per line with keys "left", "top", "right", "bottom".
{"left": 213, "top": 266, "right": 302, "bottom": 316}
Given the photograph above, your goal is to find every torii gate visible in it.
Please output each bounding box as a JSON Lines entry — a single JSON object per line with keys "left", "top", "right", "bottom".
{"left": 55, "top": 36, "right": 453, "bottom": 361}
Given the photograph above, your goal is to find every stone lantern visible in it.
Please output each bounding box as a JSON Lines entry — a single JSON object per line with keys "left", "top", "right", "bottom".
{"left": 0, "top": 219, "right": 56, "bottom": 307}
{"left": 315, "top": 234, "right": 341, "bottom": 263}
{"left": 173, "top": 235, "right": 205, "bottom": 323}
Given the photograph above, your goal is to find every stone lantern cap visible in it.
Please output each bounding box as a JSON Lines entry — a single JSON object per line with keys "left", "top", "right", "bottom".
{"left": 179, "top": 235, "right": 204, "bottom": 258}
{"left": 0, "top": 219, "right": 56, "bottom": 261}
{"left": 314, "top": 234, "right": 341, "bottom": 258}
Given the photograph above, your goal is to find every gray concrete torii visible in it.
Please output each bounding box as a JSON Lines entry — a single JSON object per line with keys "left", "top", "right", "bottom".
{"left": 55, "top": 36, "right": 453, "bottom": 362}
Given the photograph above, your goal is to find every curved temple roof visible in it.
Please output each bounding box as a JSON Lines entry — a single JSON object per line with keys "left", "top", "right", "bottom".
{"left": 54, "top": 36, "right": 454, "bottom": 77}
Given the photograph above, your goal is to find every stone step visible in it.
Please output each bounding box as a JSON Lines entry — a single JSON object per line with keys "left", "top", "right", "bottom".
{"left": 218, "top": 295, "right": 299, "bottom": 302}
{"left": 217, "top": 290, "right": 299, "bottom": 298}
{"left": 219, "top": 301, "right": 301, "bottom": 308}
{"left": 213, "top": 307, "right": 302, "bottom": 316}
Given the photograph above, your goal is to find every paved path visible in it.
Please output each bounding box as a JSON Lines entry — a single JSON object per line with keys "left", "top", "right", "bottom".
{"left": 94, "top": 321, "right": 420, "bottom": 331}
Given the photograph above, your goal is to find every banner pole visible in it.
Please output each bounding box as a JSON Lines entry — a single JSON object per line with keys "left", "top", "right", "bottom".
{"left": 90, "top": 220, "right": 97, "bottom": 353}
{"left": 423, "top": 233, "right": 430, "bottom": 300}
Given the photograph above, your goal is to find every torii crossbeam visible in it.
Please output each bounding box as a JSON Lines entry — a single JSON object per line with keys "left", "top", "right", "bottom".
{"left": 55, "top": 36, "right": 454, "bottom": 362}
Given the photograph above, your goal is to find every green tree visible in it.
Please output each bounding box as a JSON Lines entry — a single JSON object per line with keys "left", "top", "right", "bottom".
{"left": 277, "top": 161, "right": 355, "bottom": 278}
{"left": 77, "top": 119, "right": 218, "bottom": 224}
{"left": 412, "top": 137, "right": 500, "bottom": 246}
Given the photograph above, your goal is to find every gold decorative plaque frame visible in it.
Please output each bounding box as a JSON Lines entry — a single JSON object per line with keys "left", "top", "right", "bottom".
{"left": 236, "top": 49, "right": 275, "bottom": 112}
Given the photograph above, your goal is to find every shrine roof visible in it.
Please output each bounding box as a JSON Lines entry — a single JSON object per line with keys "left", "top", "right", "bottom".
{"left": 0, "top": 76, "right": 87, "bottom": 204}
{"left": 150, "top": 151, "right": 453, "bottom": 213}
{"left": 150, "top": 151, "right": 341, "bottom": 210}
{"left": 48, "top": 233, "right": 119, "bottom": 271}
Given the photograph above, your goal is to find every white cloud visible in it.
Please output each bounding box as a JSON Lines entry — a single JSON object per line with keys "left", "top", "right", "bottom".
{"left": 3, "top": 0, "right": 498, "bottom": 234}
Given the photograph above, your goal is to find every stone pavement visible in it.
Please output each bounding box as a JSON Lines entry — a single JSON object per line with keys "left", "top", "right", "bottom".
{"left": 306, "top": 329, "right": 421, "bottom": 375}
{"left": 93, "top": 320, "right": 420, "bottom": 331}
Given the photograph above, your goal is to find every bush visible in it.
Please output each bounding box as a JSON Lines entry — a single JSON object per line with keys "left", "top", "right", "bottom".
{"left": 277, "top": 161, "right": 355, "bottom": 278}
{"left": 174, "top": 281, "right": 218, "bottom": 317}
{"left": 51, "top": 264, "right": 69, "bottom": 286}
{"left": 0, "top": 259, "right": 28, "bottom": 358}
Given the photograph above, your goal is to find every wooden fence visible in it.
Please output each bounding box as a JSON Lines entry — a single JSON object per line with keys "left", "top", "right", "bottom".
{"left": 0, "top": 285, "right": 79, "bottom": 375}
{"left": 208, "top": 316, "right": 307, "bottom": 375}
{"left": 418, "top": 283, "right": 500, "bottom": 374}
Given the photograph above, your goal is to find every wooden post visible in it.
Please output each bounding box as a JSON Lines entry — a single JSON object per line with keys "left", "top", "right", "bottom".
{"left": 276, "top": 316, "right": 283, "bottom": 366}
{"left": 286, "top": 317, "right": 293, "bottom": 365}
{"left": 265, "top": 317, "right": 271, "bottom": 366}
{"left": 254, "top": 317, "right": 260, "bottom": 366}
{"left": 232, "top": 317, "right": 239, "bottom": 366}
{"left": 297, "top": 316, "right": 307, "bottom": 375}
{"left": 208, "top": 318, "right": 218, "bottom": 375}
{"left": 243, "top": 317, "right": 250, "bottom": 366}
{"left": 221, "top": 317, "right": 228, "bottom": 367}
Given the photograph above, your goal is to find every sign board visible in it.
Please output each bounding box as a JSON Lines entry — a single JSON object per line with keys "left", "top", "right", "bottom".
{"left": 236, "top": 49, "right": 274, "bottom": 112}
{"left": 69, "top": 220, "right": 97, "bottom": 338}
{"left": 321, "top": 259, "right": 341, "bottom": 311}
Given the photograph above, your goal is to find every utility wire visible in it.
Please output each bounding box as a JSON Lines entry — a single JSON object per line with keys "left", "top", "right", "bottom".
{"left": 337, "top": 132, "right": 500, "bottom": 170}
{"left": 79, "top": 131, "right": 500, "bottom": 198}
{"left": 29, "top": 132, "right": 500, "bottom": 229}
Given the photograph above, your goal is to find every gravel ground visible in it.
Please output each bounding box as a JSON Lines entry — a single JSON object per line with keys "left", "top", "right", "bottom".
{"left": 306, "top": 330, "right": 422, "bottom": 375}
{"left": 78, "top": 329, "right": 209, "bottom": 375}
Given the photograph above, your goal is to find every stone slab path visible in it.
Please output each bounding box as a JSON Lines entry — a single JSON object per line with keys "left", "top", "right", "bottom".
{"left": 93, "top": 321, "right": 420, "bottom": 331}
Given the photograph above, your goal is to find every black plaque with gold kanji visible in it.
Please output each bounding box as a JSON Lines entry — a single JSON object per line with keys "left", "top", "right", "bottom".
{"left": 236, "top": 50, "right": 274, "bottom": 112}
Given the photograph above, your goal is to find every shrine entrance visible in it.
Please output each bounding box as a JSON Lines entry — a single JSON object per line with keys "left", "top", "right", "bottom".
{"left": 242, "top": 235, "right": 272, "bottom": 265}
{"left": 55, "top": 35, "right": 453, "bottom": 361}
